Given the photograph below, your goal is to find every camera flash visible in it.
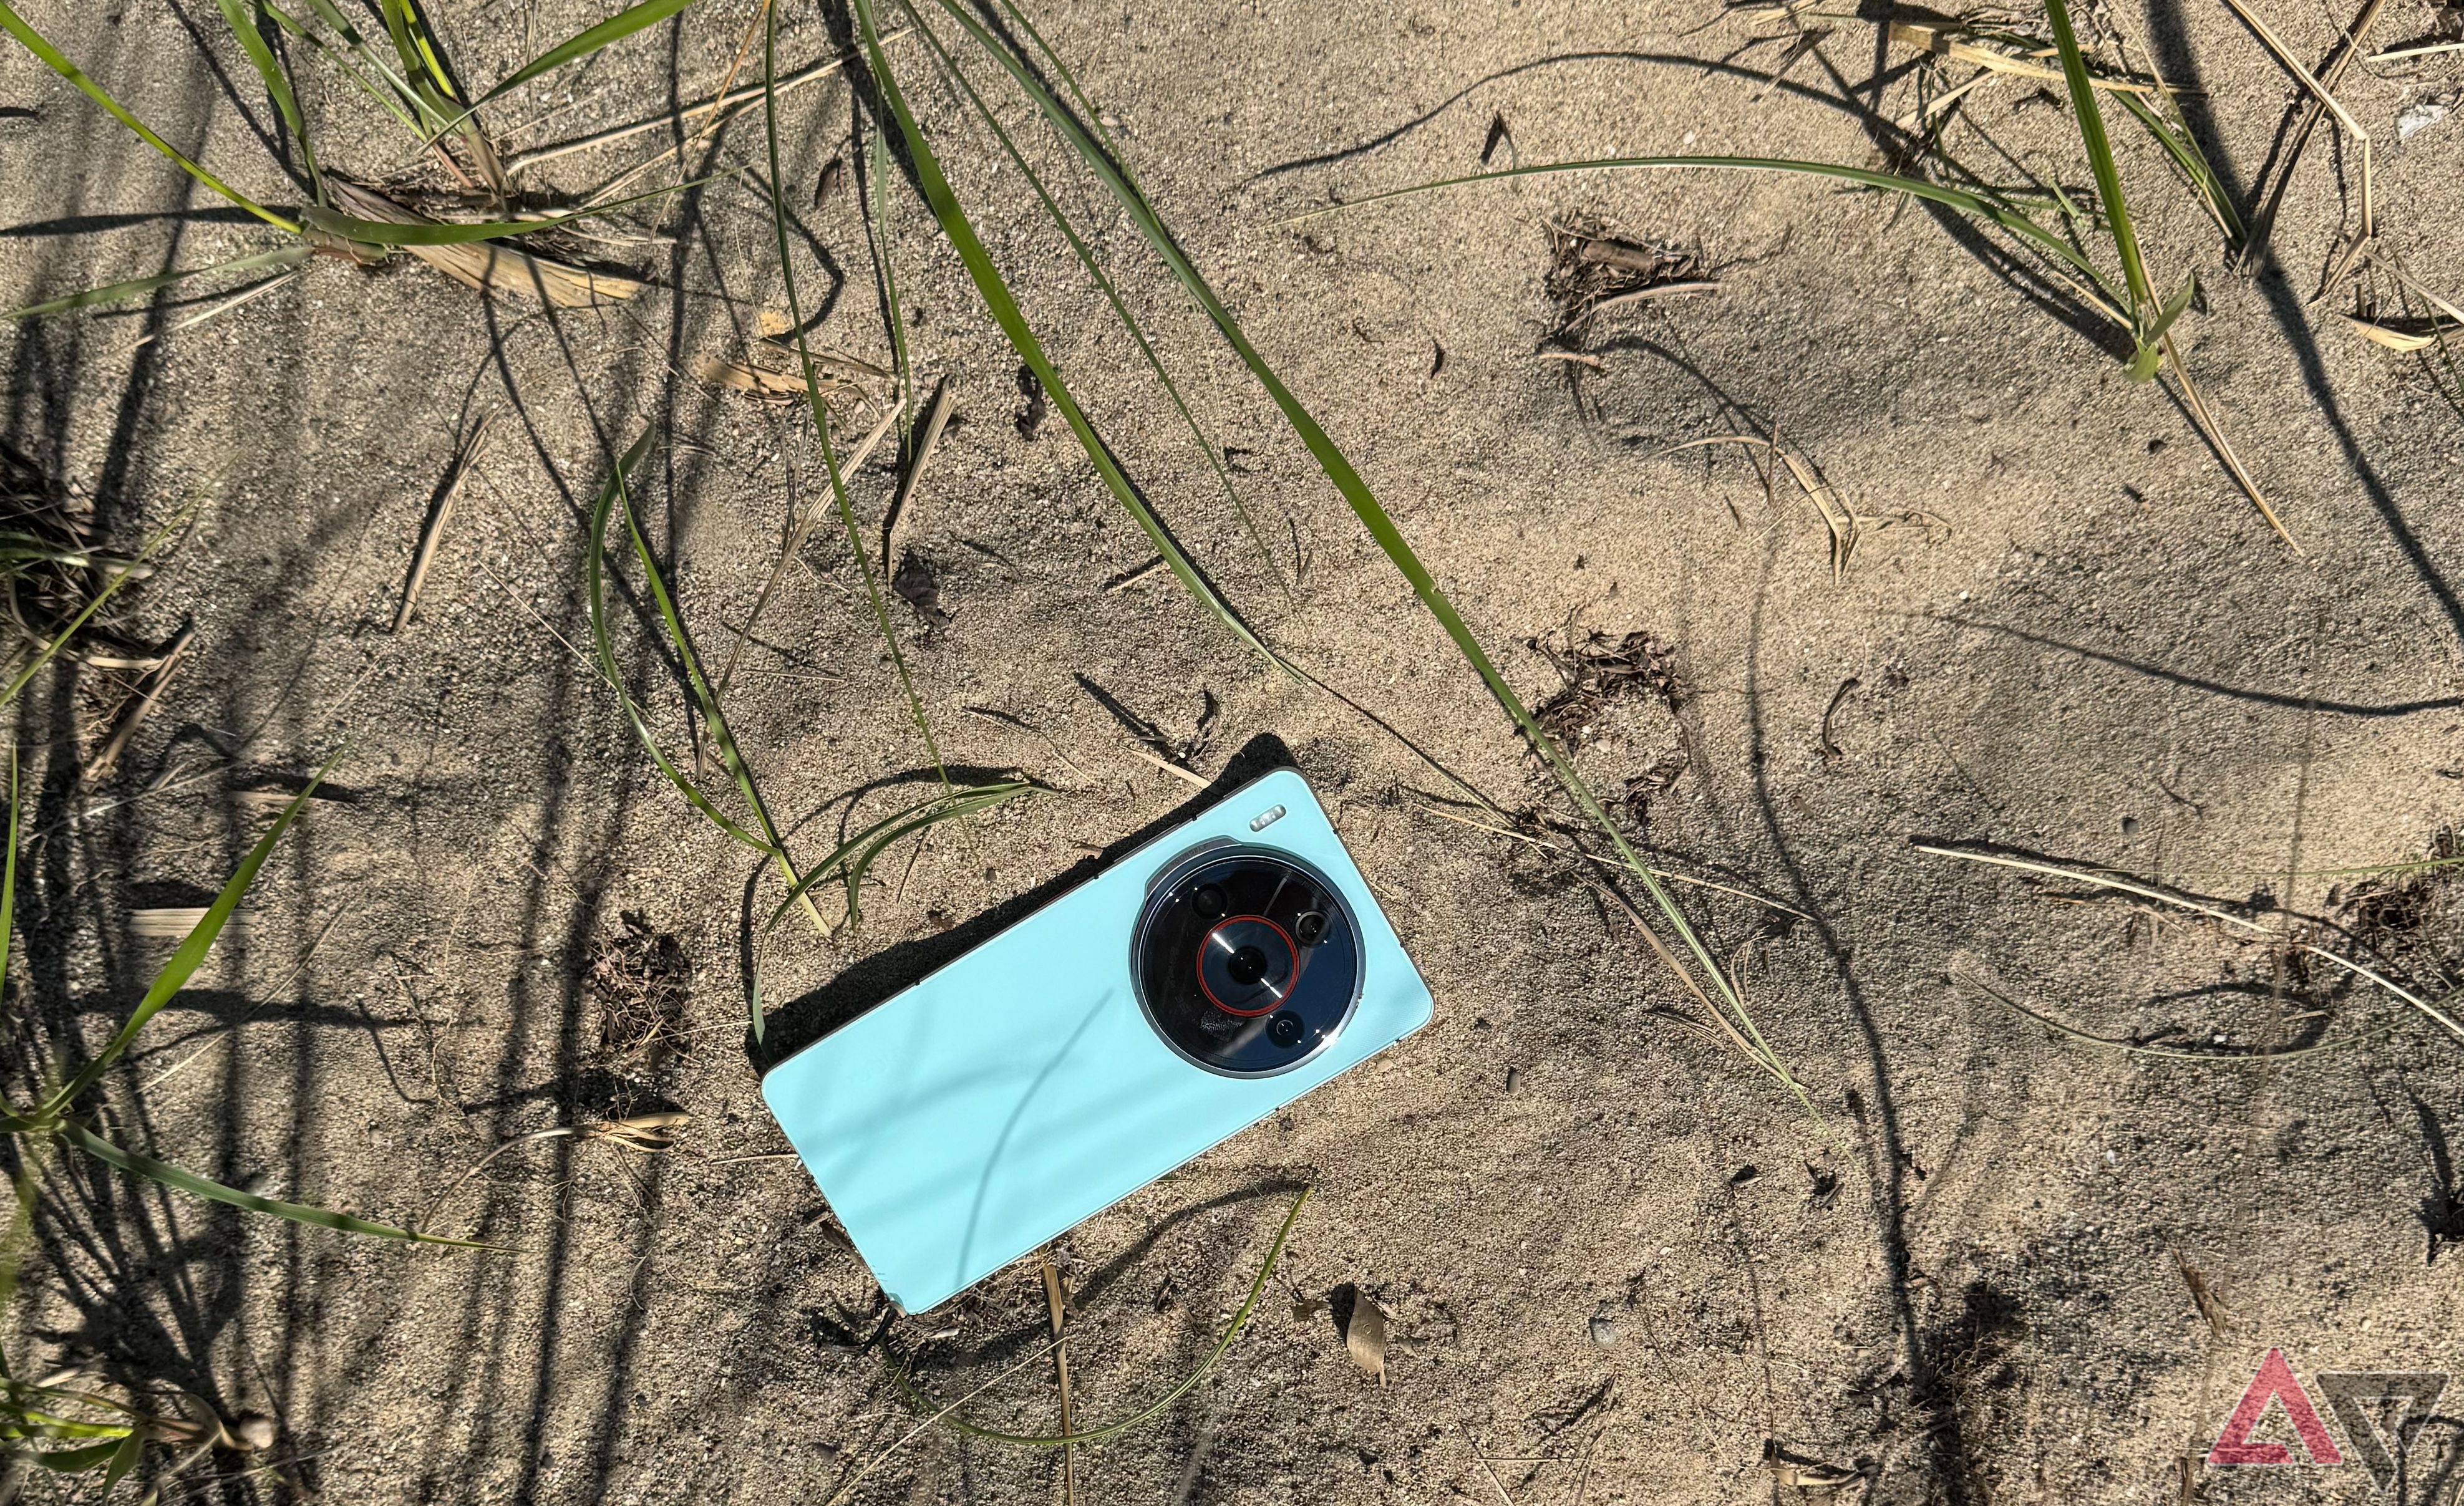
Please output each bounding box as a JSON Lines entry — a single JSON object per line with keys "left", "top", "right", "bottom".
{"left": 1248, "top": 804, "right": 1288, "bottom": 832}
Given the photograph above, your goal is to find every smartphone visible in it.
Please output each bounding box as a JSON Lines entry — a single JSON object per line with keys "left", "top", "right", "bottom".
{"left": 760, "top": 767, "right": 1433, "bottom": 1313}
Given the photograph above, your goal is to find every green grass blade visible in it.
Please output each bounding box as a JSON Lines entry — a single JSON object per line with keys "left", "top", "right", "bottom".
{"left": 2117, "top": 92, "right": 2245, "bottom": 249}
{"left": 764, "top": 779, "right": 1036, "bottom": 929}
{"left": 2042, "top": 0, "right": 2152, "bottom": 325}
{"left": 0, "top": 514, "right": 183, "bottom": 712}
{"left": 39, "top": 755, "right": 339, "bottom": 1118}
{"left": 298, "top": 178, "right": 694, "bottom": 244}
{"left": 887, "top": 1187, "right": 1309, "bottom": 1447}
{"left": 905, "top": 6, "right": 1288, "bottom": 597}
{"left": 98, "top": 1427, "right": 141, "bottom": 1489}
{"left": 379, "top": 0, "right": 457, "bottom": 100}
{"left": 908, "top": 20, "right": 1821, "bottom": 1126}
{"left": 4, "top": 245, "right": 311, "bottom": 322}
{"left": 847, "top": 0, "right": 1284, "bottom": 672}
{"left": 215, "top": 0, "right": 323, "bottom": 201}
{"left": 57, "top": 1121, "right": 487, "bottom": 1247}
{"left": 26, "top": 1439, "right": 125, "bottom": 1472}
{"left": 868, "top": 115, "right": 918, "bottom": 461}
{"left": 478, "top": 0, "right": 702, "bottom": 106}
{"left": 762, "top": 6, "right": 947, "bottom": 786}
{"left": 585, "top": 430, "right": 830, "bottom": 933}
{"left": 0, "top": 1, "right": 302, "bottom": 233}
{"left": 277, "top": 0, "right": 429, "bottom": 128}
{"left": 583, "top": 434, "right": 779, "bottom": 854}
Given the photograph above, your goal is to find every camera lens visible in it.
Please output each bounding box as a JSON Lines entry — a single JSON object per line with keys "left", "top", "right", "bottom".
{"left": 1133, "top": 847, "right": 1363, "bottom": 1078}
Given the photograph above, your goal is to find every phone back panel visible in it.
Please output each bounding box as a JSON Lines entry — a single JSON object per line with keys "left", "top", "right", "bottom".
{"left": 759, "top": 770, "right": 1432, "bottom": 1313}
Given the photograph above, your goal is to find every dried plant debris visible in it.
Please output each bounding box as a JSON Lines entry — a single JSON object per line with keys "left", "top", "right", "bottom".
{"left": 324, "top": 180, "right": 646, "bottom": 306}
{"left": 1, "top": 442, "right": 156, "bottom": 670}
{"left": 1341, "top": 1294, "right": 1389, "bottom": 1381}
{"left": 891, "top": 548, "right": 951, "bottom": 632}
{"left": 2343, "top": 828, "right": 2463, "bottom": 988}
{"left": 1545, "top": 216, "right": 1710, "bottom": 337}
{"left": 588, "top": 911, "right": 693, "bottom": 1079}
{"left": 1530, "top": 627, "right": 1686, "bottom": 747}
{"left": 1621, "top": 750, "right": 1690, "bottom": 823}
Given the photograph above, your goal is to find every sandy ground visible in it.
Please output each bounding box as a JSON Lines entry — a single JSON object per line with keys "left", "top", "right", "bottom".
{"left": 4, "top": 0, "right": 2464, "bottom": 1500}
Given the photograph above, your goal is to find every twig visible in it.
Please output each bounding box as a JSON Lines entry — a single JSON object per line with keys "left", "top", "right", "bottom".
{"left": 85, "top": 622, "right": 195, "bottom": 784}
{"left": 1917, "top": 842, "right": 2464, "bottom": 1040}
{"left": 2159, "top": 331, "right": 2294, "bottom": 549}
{"left": 880, "top": 375, "right": 956, "bottom": 574}
{"left": 1040, "top": 1253, "right": 1077, "bottom": 1506}
{"left": 395, "top": 410, "right": 496, "bottom": 632}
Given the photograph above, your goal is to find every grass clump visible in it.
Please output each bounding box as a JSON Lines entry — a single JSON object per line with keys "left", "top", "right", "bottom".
{"left": 0, "top": 0, "right": 715, "bottom": 322}
{"left": 1296, "top": 8, "right": 2290, "bottom": 545}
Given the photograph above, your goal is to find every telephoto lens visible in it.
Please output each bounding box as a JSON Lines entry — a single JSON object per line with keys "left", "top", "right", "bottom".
{"left": 1133, "top": 847, "right": 1363, "bottom": 1077}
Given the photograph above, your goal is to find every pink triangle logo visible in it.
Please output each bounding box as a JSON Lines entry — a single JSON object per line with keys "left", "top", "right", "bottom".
{"left": 2209, "top": 1349, "right": 2345, "bottom": 1466}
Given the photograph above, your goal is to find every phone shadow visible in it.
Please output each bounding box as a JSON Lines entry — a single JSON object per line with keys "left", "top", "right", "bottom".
{"left": 749, "top": 732, "right": 1298, "bottom": 1070}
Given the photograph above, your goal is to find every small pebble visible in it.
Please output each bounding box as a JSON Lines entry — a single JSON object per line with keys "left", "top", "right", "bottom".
{"left": 2120, "top": 815, "right": 2140, "bottom": 835}
{"left": 228, "top": 1414, "right": 276, "bottom": 1452}
{"left": 1503, "top": 1066, "right": 1521, "bottom": 1094}
{"left": 1588, "top": 1316, "right": 1618, "bottom": 1348}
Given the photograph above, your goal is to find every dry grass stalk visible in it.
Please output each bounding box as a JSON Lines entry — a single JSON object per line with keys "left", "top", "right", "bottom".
{"left": 2157, "top": 331, "right": 2296, "bottom": 549}
{"left": 394, "top": 411, "right": 495, "bottom": 632}
{"left": 880, "top": 376, "right": 957, "bottom": 573}
{"left": 1665, "top": 433, "right": 1856, "bottom": 579}
{"left": 324, "top": 180, "right": 648, "bottom": 306}
{"left": 1920, "top": 844, "right": 2463, "bottom": 1039}
{"left": 1040, "top": 1253, "right": 1078, "bottom": 1506}
{"left": 714, "top": 402, "right": 901, "bottom": 702}
{"left": 2221, "top": 0, "right": 2377, "bottom": 286}
{"left": 1889, "top": 21, "right": 2170, "bottom": 94}
{"left": 85, "top": 622, "right": 192, "bottom": 783}
{"left": 692, "top": 353, "right": 847, "bottom": 398}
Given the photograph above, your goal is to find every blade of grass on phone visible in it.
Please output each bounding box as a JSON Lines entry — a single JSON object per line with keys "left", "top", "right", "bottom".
{"left": 900, "top": 2, "right": 1818, "bottom": 1125}
{"left": 765, "top": 778, "right": 1036, "bottom": 929}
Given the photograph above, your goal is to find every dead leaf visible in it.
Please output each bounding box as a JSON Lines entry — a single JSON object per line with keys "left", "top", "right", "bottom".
{"left": 694, "top": 354, "right": 831, "bottom": 398}
{"left": 2171, "top": 1246, "right": 2231, "bottom": 1336}
{"left": 2344, "top": 314, "right": 2442, "bottom": 352}
{"left": 1763, "top": 1439, "right": 1859, "bottom": 1490}
{"left": 1345, "top": 1298, "right": 1389, "bottom": 1381}
{"left": 325, "top": 180, "right": 648, "bottom": 307}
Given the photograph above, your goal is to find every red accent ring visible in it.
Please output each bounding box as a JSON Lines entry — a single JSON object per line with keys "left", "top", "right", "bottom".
{"left": 1195, "top": 914, "right": 1297, "bottom": 1017}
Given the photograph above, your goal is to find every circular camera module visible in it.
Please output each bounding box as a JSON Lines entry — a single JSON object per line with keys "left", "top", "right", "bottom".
{"left": 1133, "top": 846, "right": 1363, "bottom": 1078}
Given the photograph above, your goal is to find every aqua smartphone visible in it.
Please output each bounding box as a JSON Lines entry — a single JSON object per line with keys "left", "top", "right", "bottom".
{"left": 760, "top": 768, "right": 1433, "bottom": 1313}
